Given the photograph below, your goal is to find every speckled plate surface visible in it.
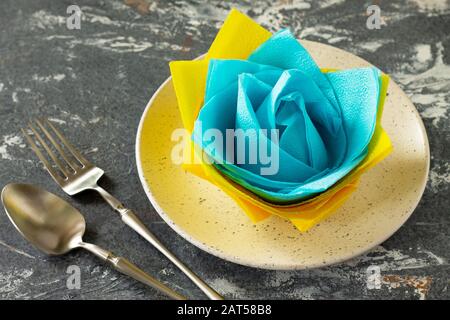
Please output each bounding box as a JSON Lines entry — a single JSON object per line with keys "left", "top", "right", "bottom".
{"left": 136, "top": 40, "right": 430, "bottom": 270}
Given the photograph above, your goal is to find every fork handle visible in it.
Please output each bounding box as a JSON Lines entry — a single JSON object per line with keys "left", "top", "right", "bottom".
{"left": 93, "top": 185, "right": 223, "bottom": 300}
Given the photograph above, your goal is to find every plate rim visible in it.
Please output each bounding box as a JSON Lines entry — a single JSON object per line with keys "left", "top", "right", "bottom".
{"left": 135, "top": 40, "right": 431, "bottom": 270}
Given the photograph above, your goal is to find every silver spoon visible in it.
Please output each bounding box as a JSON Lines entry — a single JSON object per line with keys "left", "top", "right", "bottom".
{"left": 1, "top": 183, "right": 186, "bottom": 300}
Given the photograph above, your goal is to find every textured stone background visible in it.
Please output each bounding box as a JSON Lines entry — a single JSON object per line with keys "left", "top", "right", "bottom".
{"left": 0, "top": 0, "right": 448, "bottom": 300}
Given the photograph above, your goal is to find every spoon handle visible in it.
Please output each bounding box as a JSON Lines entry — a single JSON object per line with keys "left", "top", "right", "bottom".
{"left": 93, "top": 185, "right": 223, "bottom": 300}
{"left": 80, "top": 242, "right": 186, "bottom": 300}
{"left": 110, "top": 255, "right": 187, "bottom": 300}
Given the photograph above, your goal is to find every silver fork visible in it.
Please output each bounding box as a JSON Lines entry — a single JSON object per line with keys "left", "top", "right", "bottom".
{"left": 22, "top": 118, "right": 223, "bottom": 300}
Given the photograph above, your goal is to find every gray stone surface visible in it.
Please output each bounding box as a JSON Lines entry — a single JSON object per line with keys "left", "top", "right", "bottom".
{"left": 0, "top": 0, "right": 448, "bottom": 300}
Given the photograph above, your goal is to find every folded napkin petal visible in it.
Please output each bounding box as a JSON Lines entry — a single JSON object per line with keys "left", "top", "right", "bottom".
{"left": 249, "top": 29, "right": 340, "bottom": 110}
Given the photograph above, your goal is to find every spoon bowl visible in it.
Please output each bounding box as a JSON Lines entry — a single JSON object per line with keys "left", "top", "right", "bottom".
{"left": 1, "top": 183, "right": 85, "bottom": 255}
{"left": 1, "top": 183, "right": 186, "bottom": 300}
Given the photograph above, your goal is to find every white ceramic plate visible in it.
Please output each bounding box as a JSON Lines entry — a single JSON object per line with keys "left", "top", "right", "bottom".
{"left": 135, "top": 40, "right": 430, "bottom": 270}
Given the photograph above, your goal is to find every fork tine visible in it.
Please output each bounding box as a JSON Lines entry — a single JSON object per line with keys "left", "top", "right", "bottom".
{"left": 34, "top": 119, "right": 79, "bottom": 172}
{"left": 27, "top": 122, "right": 71, "bottom": 178}
{"left": 44, "top": 119, "right": 90, "bottom": 166}
{"left": 21, "top": 128, "right": 65, "bottom": 184}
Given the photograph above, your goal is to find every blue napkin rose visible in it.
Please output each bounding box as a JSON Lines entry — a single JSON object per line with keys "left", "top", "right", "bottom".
{"left": 192, "top": 29, "right": 382, "bottom": 204}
